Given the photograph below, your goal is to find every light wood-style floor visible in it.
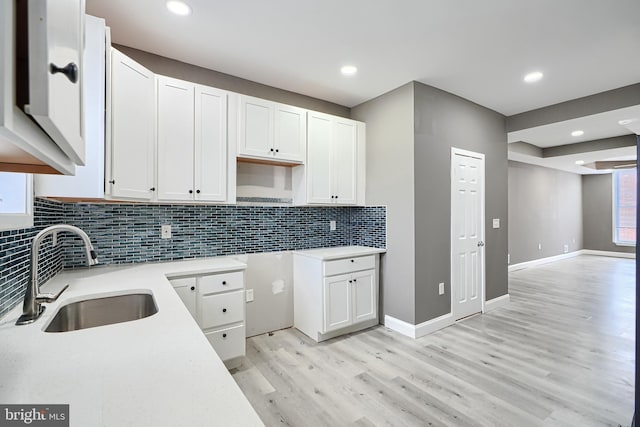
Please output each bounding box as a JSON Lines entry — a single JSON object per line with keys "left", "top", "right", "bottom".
{"left": 231, "top": 255, "right": 635, "bottom": 426}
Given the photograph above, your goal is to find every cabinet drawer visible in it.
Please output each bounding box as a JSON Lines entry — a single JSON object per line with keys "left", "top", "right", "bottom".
{"left": 198, "top": 271, "right": 244, "bottom": 294}
{"left": 324, "top": 255, "right": 375, "bottom": 276}
{"left": 200, "top": 290, "right": 244, "bottom": 329}
{"left": 205, "top": 324, "right": 245, "bottom": 361}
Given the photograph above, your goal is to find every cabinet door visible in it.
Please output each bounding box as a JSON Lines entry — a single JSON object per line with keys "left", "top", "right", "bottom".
{"left": 274, "top": 104, "right": 305, "bottom": 163}
{"left": 238, "top": 96, "right": 273, "bottom": 158}
{"left": 109, "top": 49, "right": 155, "bottom": 200}
{"left": 27, "top": 0, "right": 85, "bottom": 165}
{"left": 171, "top": 278, "right": 197, "bottom": 321}
{"left": 332, "top": 118, "right": 357, "bottom": 205}
{"left": 157, "top": 76, "right": 195, "bottom": 201}
{"left": 195, "top": 85, "right": 227, "bottom": 202}
{"left": 307, "top": 112, "right": 333, "bottom": 204}
{"left": 323, "top": 273, "right": 352, "bottom": 333}
{"left": 352, "top": 270, "right": 376, "bottom": 324}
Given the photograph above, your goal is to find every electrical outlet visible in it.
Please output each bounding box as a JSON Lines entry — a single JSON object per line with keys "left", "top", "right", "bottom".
{"left": 246, "top": 289, "right": 254, "bottom": 302}
{"left": 492, "top": 218, "right": 500, "bottom": 229}
{"left": 438, "top": 282, "right": 445, "bottom": 295}
{"left": 538, "top": 243, "right": 542, "bottom": 250}
{"left": 563, "top": 244, "right": 569, "bottom": 253}
{"left": 330, "top": 220, "right": 337, "bottom": 231}
{"left": 161, "top": 225, "right": 172, "bottom": 239}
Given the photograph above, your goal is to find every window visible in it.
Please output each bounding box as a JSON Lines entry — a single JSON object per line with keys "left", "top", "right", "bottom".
{"left": 613, "top": 169, "right": 637, "bottom": 246}
{"left": 0, "top": 172, "right": 33, "bottom": 231}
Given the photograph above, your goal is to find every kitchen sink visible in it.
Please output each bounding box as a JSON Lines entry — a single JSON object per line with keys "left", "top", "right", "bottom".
{"left": 44, "top": 293, "right": 158, "bottom": 333}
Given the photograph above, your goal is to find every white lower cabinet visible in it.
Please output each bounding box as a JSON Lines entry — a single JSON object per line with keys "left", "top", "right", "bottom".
{"left": 170, "top": 269, "right": 246, "bottom": 368}
{"left": 293, "top": 249, "right": 381, "bottom": 342}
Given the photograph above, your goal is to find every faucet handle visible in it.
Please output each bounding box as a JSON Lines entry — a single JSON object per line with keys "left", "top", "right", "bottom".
{"left": 36, "top": 284, "right": 69, "bottom": 304}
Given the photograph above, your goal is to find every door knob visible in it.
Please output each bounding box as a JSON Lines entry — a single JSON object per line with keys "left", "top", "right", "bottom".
{"left": 477, "top": 241, "right": 485, "bottom": 247}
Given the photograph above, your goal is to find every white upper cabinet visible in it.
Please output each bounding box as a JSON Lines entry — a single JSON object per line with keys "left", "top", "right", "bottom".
{"left": 157, "top": 76, "right": 195, "bottom": 201}
{"left": 107, "top": 48, "right": 156, "bottom": 200}
{"left": 0, "top": 0, "right": 85, "bottom": 174}
{"left": 156, "top": 75, "right": 230, "bottom": 203}
{"left": 194, "top": 85, "right": 228, "bottom": 202}
{"left": 35, "top": 15, "right": 106, "bottom": 198}
{"left": 26, "top": 0, "right": 85, "bottom": 165}
{"left": 293, "top": 111, "right": 365, "bottom": 206}
{"left": 238, "top": 95, "right": 305, "bottom": 164}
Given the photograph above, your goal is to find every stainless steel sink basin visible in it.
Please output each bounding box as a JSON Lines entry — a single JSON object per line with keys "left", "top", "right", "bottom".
{"left": 45, "top": 293, "right": 158, "bottom": 333}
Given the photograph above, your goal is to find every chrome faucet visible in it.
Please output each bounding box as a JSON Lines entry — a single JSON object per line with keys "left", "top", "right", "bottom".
{"left": 16, "top": 224, "right": 98, "bottom": 325}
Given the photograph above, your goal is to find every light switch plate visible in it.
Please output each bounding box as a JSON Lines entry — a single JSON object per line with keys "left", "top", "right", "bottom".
{"left": 492, "top": 218, "right": 500, "bottom": 229}
{"left": 246, "top": 289, "right": 254, "bottom": 302}
{"left": 330, "top": 220, "right": 337, "bottom": 231}
{"left": 438, "top": 282, "right": 445, "bottom": 295}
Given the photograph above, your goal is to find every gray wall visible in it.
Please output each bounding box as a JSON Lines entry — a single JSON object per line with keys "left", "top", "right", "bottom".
{"left": 114, "top": 45, "right": 350, "bottom": 118}
{"left": 351, "top": 83, "right": 416, "bottom": 323}
{"left": 413, "top": 82, "right": 508, "bottom": 322}
{"left": 508, "top": 161, "right": 584, "bottom": 265}
{"left": 583, "top": 174, "right": 636, "bottom": 254}
{"left": 352, "top": 81, "right": 508, "bottom": 325}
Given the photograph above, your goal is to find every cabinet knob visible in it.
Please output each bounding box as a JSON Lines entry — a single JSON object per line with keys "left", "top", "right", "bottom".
{"left": 275, "top": 149, "right": 279, "bottom": 153}
{"left": 189, "top": 189, "right": 193, "bottom": 194}
{"left": 270, "top": 148, "right": 274, "bottom": 152}
{"left": 350, "top": 259, "right": 354, "bottom": 263}
{"left": 222, "top": 333, "right": 227, "bottom": 338}
{"left": 222, "top": 281, "right": 227, "bottom": 285}
{"left": 108, "top": 179, "right": 115, "bottom": 185}
{"left": 50, "top": 62, "right": 78, "bottom": 84}
{"left": 222, "top": 308, "right": 227, "bottom": 313}
{"left": 190, "top": 286, "right": 195, "bottom": 291}
{"left": 150, "top": 187, "right": 155, "bottom": 191}
{"left": 196, "top": 190, "right": 201, "bottom": 194}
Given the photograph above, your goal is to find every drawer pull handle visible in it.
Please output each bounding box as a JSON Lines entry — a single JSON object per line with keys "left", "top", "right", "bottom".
{"left": 190, "top": 286, "right": 195, "bottom": 291}
{"left": 222, "top": 281, "right": 227, "bottom": 285}
{"left": 222, "top": 333, "right": 227, "bottom": 338}
{"left": 222, "top": 308, "right": 227, "bottom": 313}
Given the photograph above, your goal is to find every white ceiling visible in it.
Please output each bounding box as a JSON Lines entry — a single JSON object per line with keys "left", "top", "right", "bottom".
{"left": 508, "top": 106, "right": 640, "bottom": 147}
{"left": 86, "top": 0, "right": 640, "bottom": 115}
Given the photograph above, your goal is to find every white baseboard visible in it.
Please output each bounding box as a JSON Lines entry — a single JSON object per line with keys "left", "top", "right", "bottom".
{"left": 509, "top": 249, "right": 636, "bottom": 272}
{"left": 384, "top": 313, "right": 453, "bottom": 339}
{"left": 581, "top": 249, "right": 635, "bottom": 259}
{"left": 484, "top": 294, "right": 510, "bottom": 313}
{"left": 508, "top": 251, "right": 582, "bottom": 272}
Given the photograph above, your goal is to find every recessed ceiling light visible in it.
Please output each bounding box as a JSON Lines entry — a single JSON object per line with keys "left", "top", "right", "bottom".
{"left": 618, "top": 118, "right": 638, "bottom": 126}
{"left": 523, "top": 71, "right": 543, "bottom": 83}
{"left": 166, "top": 0, "right": 191, "bottom": 16}
{"left": 340, "top": 65, "right": 358, "bottom": 76}
{"left": 575, "top": 160, "right": 585, "bottom": 166}
{"left": 571, "top": 130, "right": 584, "bottom": 137}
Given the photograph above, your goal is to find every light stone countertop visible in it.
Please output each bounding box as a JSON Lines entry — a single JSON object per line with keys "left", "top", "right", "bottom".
{"left": 292, "top": 245, "right": 386, "bottom": 260}
{"left": 0, "top": 257, "right": 264, "bottom": 427}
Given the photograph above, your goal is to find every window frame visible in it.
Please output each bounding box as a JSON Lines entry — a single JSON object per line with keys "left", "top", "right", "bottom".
{"left": 0, "top": 173, "right": 34, "bottom": 231}
{"left": 612, "top": 169, "right": 637, "bottom": 247}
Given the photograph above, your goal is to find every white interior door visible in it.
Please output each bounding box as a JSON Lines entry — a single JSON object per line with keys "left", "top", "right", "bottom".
{"left": 451, "top": 148, "right": 485, "bottom": 321}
